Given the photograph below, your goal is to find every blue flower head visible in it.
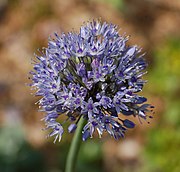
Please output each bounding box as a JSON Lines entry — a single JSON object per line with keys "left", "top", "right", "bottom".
{"left": 30, "top": 20, "right": 154, "bottom": 143}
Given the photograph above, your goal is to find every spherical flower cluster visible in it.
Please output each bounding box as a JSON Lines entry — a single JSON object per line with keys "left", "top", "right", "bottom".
{"left": 30, "top": 20, "right": 154, "bottom": 143}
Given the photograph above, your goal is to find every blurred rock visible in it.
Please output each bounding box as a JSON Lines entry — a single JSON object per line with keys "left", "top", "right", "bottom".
{"left": 25, "top": 124, "right": 45, "bottom": 147}
{"left": 117, "top": 139, "right": 141, "bottom": 161}
{"left": 103, "top": 140, "right": 119, "bottom": 172}
{"left": 152, "top": 12, "right": 180, "bottom": 41}
{"left": 3, "top": 106, "right": 22, "bottom": 126}
{"left": 31, "top": 19, "right": 61, "bottom": 47}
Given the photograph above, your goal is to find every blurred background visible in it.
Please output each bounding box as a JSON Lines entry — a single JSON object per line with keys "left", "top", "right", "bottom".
{"left": 0, "top": 0, "right": 180, "bottom": 172}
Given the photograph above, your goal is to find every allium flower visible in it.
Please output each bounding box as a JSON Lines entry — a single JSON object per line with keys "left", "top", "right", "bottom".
{"left": 30, "top": 20, "right": 154, "bottom": 143}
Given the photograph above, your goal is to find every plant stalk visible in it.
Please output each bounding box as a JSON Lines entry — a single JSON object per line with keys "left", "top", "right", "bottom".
{"left": 65, "top": 116, "right": 86, "bottom": 172}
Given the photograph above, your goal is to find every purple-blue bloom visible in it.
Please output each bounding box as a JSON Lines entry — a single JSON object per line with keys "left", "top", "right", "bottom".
{"left": 30, "top": 20, "right": 154, "bottom": 143}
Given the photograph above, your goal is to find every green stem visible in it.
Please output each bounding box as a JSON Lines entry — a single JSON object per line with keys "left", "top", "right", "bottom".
{"left": 65, "top": 116, "right": 86, "bottom": 172}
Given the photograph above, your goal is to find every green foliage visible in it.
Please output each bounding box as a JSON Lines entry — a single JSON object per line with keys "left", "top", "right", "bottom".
{"left": 98, "top": 0, "right": 124, "bottom": 10}
{"left": 77, "top": 140, "right": 103, "bottom": 172}
{"left": 143, "top": 38, "right": 180, "bottom": 172}
{"left": 143, "top": 127, "right": 180, "bottom": 172}
{"left": 148, "top": 38, "right": 180, "bottom": 96}
{"left": 0, "top": 125, "right": 45, "bottom": 172}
